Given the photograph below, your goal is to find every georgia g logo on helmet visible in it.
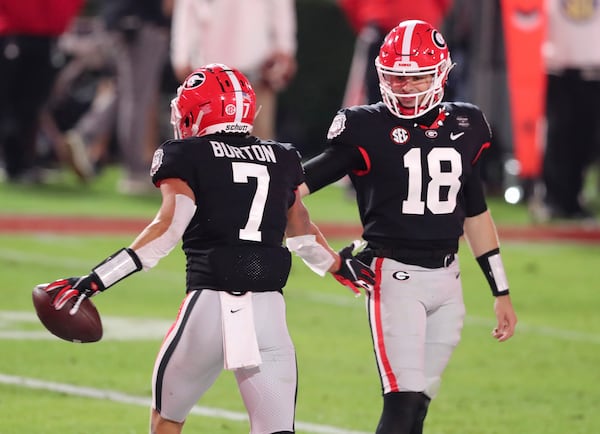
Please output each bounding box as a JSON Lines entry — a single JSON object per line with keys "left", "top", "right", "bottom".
{"left": 431, "top": 30, "right": 446, "bottom": 50}
{"left": 184, "top": 72, "right": 206, "bottom": 89}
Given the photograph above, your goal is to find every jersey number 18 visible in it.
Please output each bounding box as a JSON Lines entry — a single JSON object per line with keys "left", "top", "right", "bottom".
{"left": 402, "top": 147, "right": 462, "bottom": 215}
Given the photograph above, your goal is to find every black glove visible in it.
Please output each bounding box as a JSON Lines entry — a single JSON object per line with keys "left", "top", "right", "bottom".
{"left": 333, "top": 242, "right": 376, "bottom": 295}
{"left": 45, "top": 274, "right": 105, "bottom": 313}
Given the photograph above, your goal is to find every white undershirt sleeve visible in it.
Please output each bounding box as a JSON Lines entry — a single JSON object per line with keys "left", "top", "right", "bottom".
{"left": 285, "top": 234, "right": 335, "bottom": 276}
{"left": 135, "top": 194, "right": 197, "bottom": 270}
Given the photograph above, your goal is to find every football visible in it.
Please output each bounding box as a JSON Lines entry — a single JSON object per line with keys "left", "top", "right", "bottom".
{"left": 32, "top": 283, "right": 103, "bottom": 343}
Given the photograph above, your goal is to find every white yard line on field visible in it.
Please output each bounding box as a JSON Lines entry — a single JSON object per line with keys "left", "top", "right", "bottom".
{"left": 0, "top": 311, "right": 173, "bottom": 341}
{"left": 0, "top": 373, "right": 370, "bottom": 434}
{"left": 464, "top": 315, "right": 600, "bottom": 344}
{"left": 2, "top": 305, "right": 600, "bottom": 344}
{"left": 3, "top": 309, "right": 600, "bottom": 344}
{"left": 0, "top": 248, "right": 185, "bottom": 285}
{"left": 2, "top": 246, "right": 600, "bottom": 344}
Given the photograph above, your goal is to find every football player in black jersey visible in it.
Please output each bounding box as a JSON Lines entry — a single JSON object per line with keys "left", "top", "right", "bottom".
{"left": 300, "top": 20, "right": 518, "bottom": 434}
{"left": 39, "top": 64, "right": 374, "bottom": 434}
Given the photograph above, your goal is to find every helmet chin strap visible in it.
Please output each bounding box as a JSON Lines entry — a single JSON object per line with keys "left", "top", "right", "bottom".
{"left": 396, "top": 86, "right": 440, "bottom": 118}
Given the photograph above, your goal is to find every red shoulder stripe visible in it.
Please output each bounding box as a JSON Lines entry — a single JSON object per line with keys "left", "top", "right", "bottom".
{"left": 352, "top": 146, "right": 371, "bottom": 176}
{"left": 472, "top": 141, "right": 491, "bottom": 165}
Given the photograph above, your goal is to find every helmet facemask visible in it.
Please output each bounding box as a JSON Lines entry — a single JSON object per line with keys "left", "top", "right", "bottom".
{"left": 170, "top": 98, "right": 181, "bottom": 139}
{"left": 170, "top": 92, "right": 206, "bottom": 140}
{"left": 376, "top": 57, "right": 453, "bottom": 119}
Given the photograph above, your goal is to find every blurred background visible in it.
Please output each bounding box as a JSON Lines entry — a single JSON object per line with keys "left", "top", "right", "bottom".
{"left": 1, "top": 0, "right": 599, "bottom": 222}
{"left": 1, "top": 2, "right": 599, "bottom": 433}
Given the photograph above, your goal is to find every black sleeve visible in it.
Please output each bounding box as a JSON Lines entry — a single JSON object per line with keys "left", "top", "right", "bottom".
{"left": 280, "top": 142, "right": 304, "bottom": 188}
{"left": 302, "top": 145, "right": 364, "bottom": 193}
{"left": 151, "top": 140, "right": 193, "bottom": 186}
{"left": 463, "top": 163, "right": 488, "bottom": 217}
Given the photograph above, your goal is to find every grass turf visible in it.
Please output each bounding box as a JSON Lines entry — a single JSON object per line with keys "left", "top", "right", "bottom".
{"left": 0, "top": 165, "right": 599, "bottom": 433}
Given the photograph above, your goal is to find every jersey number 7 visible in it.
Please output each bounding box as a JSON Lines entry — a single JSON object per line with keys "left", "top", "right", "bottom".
{"left": 232, "top": 162, "right": 269, "bottom": 242}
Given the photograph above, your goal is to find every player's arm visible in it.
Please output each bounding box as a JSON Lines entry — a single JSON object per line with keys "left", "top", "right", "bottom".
{"left": 129, "top": 178, "right": 196, "bottom": 265}
{"left": 45, "top": 178, "right": 197, "bottom": 313}
{"left": 299, "top": 144, "right": 365, "bottom": 197}
{"left": 285, "top": 189, "right": 374, "bottom": 294}
{"left": 285, "top": 189, "right": 339, "bottom": 273}
{"left": 464, "top": 210, "right": 517, "bottom": 342}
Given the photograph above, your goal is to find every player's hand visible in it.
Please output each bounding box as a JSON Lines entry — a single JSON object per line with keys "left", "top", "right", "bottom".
{"left": 45, "top": 274, "right": 105, "bottom": 315}
{"left": 333, "top": 242, "right": 376, "bottom": 296}
{"left": 492, "top": 295, "right": 517, "bottom": 342}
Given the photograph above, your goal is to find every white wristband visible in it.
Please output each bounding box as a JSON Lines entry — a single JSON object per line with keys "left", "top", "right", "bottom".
{"left": 477, "top": 248, "right": 509, "bottom": 296}
{"left": 93, "top": 248, "right": 142, "bottom": 288}
{"left": 488, "top": 253, "right": 509, "bottom": 293}
{"left": 286, "top": 234, "right": 335, "bottom": 276}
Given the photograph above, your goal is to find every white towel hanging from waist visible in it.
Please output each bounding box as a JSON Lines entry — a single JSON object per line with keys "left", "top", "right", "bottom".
{"left": 219, "top": 291, "right": 262, "bottom": 370}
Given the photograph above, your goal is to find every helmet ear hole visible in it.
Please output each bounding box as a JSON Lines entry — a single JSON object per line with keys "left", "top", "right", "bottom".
{"left": 184, "top": 116, "right": 192, "bottom": 128}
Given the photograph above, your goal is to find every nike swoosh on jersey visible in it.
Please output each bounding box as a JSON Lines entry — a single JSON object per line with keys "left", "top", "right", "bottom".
{"left": 450, "top": 132, "right": 465, "bottom": 140}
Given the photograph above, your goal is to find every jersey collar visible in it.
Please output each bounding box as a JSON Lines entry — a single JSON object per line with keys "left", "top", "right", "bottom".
{"left": 414, "top": 105, "right": 447, "bottom": 130}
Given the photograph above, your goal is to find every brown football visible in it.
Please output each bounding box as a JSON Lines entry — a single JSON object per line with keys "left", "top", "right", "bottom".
{"left": 32, "top": 283, "right": 103, "bottom": 343}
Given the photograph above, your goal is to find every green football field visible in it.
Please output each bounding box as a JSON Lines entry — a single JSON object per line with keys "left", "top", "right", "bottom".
{"left": 1, "top": 167, "right": 599, "bottom": 433}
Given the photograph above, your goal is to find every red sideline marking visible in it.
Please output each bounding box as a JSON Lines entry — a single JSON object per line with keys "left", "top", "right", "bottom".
{"left": 0, "top": 215, "right": 146, "bottom": 235}
{"left": 497, "top": 226, "right": 600, "bottom": 244}
{"left": 0, "top": 215, "right": 599, "bottom": 243}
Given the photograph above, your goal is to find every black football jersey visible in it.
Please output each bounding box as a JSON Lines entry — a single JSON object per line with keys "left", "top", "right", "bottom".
{"left": 151, "top": 134, "right": 303, "bottom": 290}
{"left": 304, "top": 102, "right": 491, "bottom": 251}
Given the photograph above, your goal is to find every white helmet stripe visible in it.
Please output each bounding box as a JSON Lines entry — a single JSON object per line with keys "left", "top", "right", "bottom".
{"left": 224, "top": 68, "right": 244, "bottom": 124}
{"left": 401, "top": 20, "right": 417, "bottom": 62}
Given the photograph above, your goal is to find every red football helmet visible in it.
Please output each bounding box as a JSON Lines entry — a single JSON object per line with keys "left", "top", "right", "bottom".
{"left": 375, "top": 20, "right": 453, "bottom": 118}
{"left": 170, "top": 64, "right": 256, "bottom": 138}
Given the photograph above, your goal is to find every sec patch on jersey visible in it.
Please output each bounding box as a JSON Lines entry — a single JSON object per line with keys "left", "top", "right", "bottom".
{"left": 32, "top": 283, "right": 103, "bottom": 343}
